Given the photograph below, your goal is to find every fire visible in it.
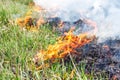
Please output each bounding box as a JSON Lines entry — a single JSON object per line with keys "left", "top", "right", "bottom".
{"left": 16, "top": 2, "right": 97, "bottom": 68}
{"left": 33, "top": 28, "right": 94, "bottom": 63}
{"left": 16, "top": 5, "right": 45, "bottom": 32}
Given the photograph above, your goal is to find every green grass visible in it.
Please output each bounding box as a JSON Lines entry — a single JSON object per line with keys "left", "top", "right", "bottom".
{"left": 0, "top": 0, "right": 108, "bottom": 80}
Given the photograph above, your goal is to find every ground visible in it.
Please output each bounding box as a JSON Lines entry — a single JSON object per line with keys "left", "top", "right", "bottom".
{"left": 0, "top": 0, "right": 108, "bottom": 80}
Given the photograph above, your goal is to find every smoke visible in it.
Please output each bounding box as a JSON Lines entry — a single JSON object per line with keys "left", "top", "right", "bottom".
{"left": 34, "top": 0, "right": 120, "bottom": 41}
{"left": 33, "top": 0, "right": 95, "bottom": 21}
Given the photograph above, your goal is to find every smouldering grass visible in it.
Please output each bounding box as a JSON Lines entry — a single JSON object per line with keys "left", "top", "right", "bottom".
{"left": 0, "top": 0, "right": 109, "bottom": 80}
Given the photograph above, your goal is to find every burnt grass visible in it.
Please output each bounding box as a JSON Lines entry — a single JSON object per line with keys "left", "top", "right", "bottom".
{"left": 47, "top": 17, "right": 120, "bottom": 79}
{"left": 25, "top": 15, "right": 120, "bottom": 79}
{"left": 62, "top": 38, "right": 120, "bottom": 79}
{"left": 3, "top": 0, "right": 120, "bottom": 79}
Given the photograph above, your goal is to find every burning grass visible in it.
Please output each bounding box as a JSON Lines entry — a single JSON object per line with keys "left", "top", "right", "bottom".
{"left": 33, "top": 29, "right": 94, "bottom": 63}
{"left": 16, "top": 5, "right": 46, "bottom": 32}
{"left": 1, "top": 0, "right": 120, "bottom": 80}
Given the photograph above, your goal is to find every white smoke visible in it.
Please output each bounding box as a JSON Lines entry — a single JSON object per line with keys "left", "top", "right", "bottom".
{"left": 34, "top": 0, "right": 120, "bottom": 41}
{"left": 33, "top": 0, "right": 95, "bottom": 21}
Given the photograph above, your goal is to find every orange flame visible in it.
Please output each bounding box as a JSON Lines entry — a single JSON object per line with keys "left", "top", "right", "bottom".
{"left": 33, "top": 28, "right": 94, "bottom": 63}
{"left": 16, "top": 6, "right": 45, "bottom": 32}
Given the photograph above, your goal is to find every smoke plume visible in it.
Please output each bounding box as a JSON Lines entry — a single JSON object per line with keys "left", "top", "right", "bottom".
{"left": 33, "top": 0, "right": 120, "bottom": 42}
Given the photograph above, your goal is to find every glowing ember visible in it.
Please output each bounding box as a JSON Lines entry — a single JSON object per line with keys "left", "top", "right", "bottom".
{"left": 33, "top": 28, "right": 94, "bottom": 63}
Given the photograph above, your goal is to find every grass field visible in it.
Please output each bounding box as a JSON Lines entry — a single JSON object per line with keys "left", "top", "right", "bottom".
{"left": 0, "top": 0, "right": 108, "bottom": 80}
